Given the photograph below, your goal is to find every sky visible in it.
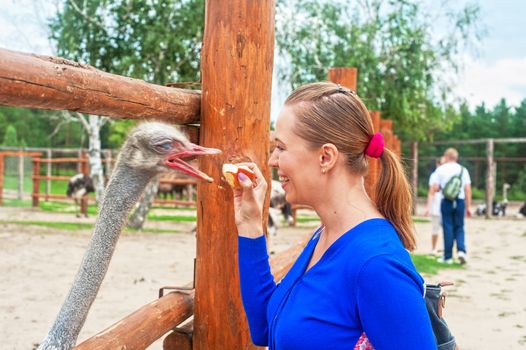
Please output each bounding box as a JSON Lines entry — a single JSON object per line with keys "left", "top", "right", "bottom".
{"left": 1, "top": 0, "right": 525, "bottom": 115}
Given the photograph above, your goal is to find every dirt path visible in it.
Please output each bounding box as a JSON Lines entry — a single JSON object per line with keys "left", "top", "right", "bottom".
{"left": 0, "top": 206, "right": 525, "bottom": 349}
{"left": 413, "top": 217, "right": 526, "bottom": 349}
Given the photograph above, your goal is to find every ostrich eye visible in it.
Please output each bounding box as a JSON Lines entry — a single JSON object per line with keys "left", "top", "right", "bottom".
{"left": 155, "top": 142, "right": 173, "bottom": 151}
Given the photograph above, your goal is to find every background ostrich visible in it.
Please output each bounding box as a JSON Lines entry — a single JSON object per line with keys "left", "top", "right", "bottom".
{"left": 37, "top": 122, "right": 220, "bottom": 350}
{"left": 268, "top": 180, "right": 293, "bottom": 235}
{"left": 66, "top": 173, "right": 95, "bottom": 217}
{"left": 476, "top": 183, "right": 511, "bottom": 217}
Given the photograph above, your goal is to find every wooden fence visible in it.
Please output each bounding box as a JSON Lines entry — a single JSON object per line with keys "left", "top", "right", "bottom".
{"left": 0, "top": 151, "right": 42, "bottom": 205}
{"left": 0, "top": 1, "right": 403, "bottom": 348}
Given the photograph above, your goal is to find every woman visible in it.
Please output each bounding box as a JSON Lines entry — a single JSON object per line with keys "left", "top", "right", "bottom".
{"left": 231, "top": 82, "right": 436, "bottom": 349}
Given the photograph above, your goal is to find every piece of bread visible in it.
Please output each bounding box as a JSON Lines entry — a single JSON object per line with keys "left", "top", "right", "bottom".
{"left": 222, "top": 163, "right": 256, "bottom": 188}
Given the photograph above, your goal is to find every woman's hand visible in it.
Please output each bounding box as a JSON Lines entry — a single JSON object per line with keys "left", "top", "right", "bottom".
{"left": 230, "top": 162, "right": 267, "bottom": 238}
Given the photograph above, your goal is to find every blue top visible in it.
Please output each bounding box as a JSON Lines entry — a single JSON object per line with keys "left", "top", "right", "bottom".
{"left": 238, "top": 218, "right": 436, "bottom": 349}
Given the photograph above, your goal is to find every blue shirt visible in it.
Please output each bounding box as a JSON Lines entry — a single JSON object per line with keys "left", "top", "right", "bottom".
{"left": 238, "top": 218, "right": 436, "bottom": 349}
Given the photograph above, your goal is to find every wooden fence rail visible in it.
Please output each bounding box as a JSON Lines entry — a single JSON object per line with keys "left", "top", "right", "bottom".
{"left": 0, "top": 48, "right": 201, "bottom": 123}
{"left": 73, "top": 291, "right": 195, "bottom": 350}
{"left": 75, "top": 232, "right": 311, "bottom": 350}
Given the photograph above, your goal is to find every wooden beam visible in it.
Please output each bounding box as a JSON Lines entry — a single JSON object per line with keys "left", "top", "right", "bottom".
{"left": 0, "top": 155, "right": 4, "bottom": 205}
{"left": 0, "top": 48, "right": 201, "bottom": 123}
{"left": 163, "top": 322, "right": 193, "bottom": 350}
{"left": 73, "top": 291, "right": 194, "bottom": 350}
{"left": 195, "top": 0, "right": 274, "bottom": 348}
{"left": 430, "top": 137, "right": 526, "bottom": 145}
{"left": 420, "top": 156, "right": 526, "bottom": 162}
{"left": 328, "top": 67, "right": 358, "bottom": 91}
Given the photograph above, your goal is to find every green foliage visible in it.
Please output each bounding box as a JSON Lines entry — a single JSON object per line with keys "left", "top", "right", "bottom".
{"left": 0, "top": 220, "right": 179, "bottom": 234}
{"left": 107, "top": 119, "right": 137, "bottom": 148}
{"left": 49, "top": 0, "right": 204, "bottom": 84}
{"left": 470, "top": 187, "right": 485, "bottom": 201}
{"left": 275, "top": 0, "right": 484, "bottom": 141}
{"left": 45, "top": 0, "right": 205, "bottom": 149}
{"left": 0, "top": 106, "right": 85, "bottom": 148}
{"left": 419, "top": 98, "right": 526, "bottom": 198}
{"left": 1, "top": 125, "right": 19, "bottom": 146}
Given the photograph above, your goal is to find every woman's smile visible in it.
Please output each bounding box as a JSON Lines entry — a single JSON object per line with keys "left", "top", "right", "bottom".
{"left": 279, "top": 175, "right": 290, "bottom": 189}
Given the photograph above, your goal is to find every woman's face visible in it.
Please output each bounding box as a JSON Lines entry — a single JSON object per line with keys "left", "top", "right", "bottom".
{"left": 268, "top": 106, "right": 321, "bottom": 205}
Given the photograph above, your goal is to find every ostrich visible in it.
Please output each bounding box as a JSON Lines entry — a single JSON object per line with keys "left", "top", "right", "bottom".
{"left": 476, "top": 183, "right": 511, "bottom": 216}
{"left": 268, "top": 180, "right": 293, "bottom": 235}
{"left": 37, "top": 122, "right": 221, "bottom": 350}
{"left": 66, "top": 173, "right": 95, "bottom": 217}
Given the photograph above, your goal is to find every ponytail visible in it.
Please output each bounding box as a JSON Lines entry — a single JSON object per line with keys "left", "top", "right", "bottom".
{"left": 375, "top": 148, "right": 416, "bottom": 251}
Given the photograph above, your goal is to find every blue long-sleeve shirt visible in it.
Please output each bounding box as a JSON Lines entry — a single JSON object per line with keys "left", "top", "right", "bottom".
{"left": 238, "top": 218, "right": 436, "bottom": 349}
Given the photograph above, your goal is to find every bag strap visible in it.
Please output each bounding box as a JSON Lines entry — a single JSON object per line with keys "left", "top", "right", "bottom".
{"left": 459, "top": 166, "right": 464, "bottom": 178}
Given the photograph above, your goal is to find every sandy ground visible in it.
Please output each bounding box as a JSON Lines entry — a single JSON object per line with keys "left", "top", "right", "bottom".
{"left": 1, "top": 202, "right": 525, "bottom": 349}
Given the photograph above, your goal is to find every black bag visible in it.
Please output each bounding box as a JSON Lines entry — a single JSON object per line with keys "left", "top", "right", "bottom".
{"left": 425, "top": 282, "right": 459, "bottom": 350}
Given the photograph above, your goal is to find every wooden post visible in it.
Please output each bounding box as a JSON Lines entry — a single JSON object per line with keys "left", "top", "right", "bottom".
{"left": 411, "top": 142, "right": 418, "bottom": 215}
{"left": 17, "top": 149, "right": 24, "bottom": 199}
{"left": 393, "top": 136, "right": 401, "bottom": 158}
{"left": 32, "top": 158, "right": 40, "bottom": 207}
{"left": 0, "top": 154, "right": 4, "bottom": 205}
{"left": 380, "top": 120, "right": 394, "bottom": 150}
{"left": 485, "top": 139, "right": 494, "bottom": 218}
{"left": 80, "top": 153, "right": 89, "bottom": 217}
{"left": 163, "top": 323, "right": 193, "bottom": 350}
{"left": 328, "top": 67, "right": 358, "bottom": 91}
{"left": 77, "top": 150, "right": 83, "bottom": 174}
{"left": 195, "top": 1, "right": 274, "bottom": 349}
{"left": 104, "top": 149, "right": 113, "bottom": 179}
{"left": 365, "top": 111, "right": 381, "bottom": 198}
{"left": 45, "top": 148, "right": 52, "bottom": 200}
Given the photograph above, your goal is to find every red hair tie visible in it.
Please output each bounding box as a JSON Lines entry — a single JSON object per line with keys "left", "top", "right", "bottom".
{"left": 365, "top": 133, "right": 384, "bottom": 158}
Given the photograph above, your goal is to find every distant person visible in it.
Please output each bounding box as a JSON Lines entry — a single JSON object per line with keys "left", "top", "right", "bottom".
{"left": 431, "top": 148, "right": 472, "bottom": 264}
{"left": 425, "top": 156, "right": 445, "bottom": 256}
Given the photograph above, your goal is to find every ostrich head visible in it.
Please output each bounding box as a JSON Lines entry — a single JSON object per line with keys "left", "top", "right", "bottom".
{"left": 120, "top": 122, "right": 221, "bottom": 181}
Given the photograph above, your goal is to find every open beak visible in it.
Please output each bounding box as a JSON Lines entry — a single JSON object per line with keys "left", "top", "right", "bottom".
{"left": 164, "top": 143, "right": 222, "bottom": 182}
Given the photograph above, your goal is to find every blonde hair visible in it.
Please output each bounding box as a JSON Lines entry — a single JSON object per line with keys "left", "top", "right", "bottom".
{"left": 444, "top": 148, "right": 459, "bottom": 161}
{"left": 285, "top": 82, "right": 416, "bottom": 250}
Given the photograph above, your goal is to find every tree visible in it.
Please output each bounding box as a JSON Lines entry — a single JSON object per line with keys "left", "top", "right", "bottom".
{"left": 1, "top": 125, "right": 19, "bottom": 147}
{"left": 48, "top": 0, "right": 204, "bottom": 212}
{"left": 275, "top": 0, "right": 485, "bottom": 141}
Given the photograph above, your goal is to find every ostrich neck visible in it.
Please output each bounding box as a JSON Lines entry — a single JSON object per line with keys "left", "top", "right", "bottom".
{"left": 39, "top": 164, "right": 155, "bottom": 349}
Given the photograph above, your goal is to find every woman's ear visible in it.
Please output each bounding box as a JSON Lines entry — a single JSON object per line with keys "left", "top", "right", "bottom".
{"left": 319, "top": 143, "right": 339, "bottom": 171}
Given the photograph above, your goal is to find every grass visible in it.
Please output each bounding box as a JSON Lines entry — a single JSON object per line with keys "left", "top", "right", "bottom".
{"left": 0, "top": 220, "right": 181, "bottom": 234}
{"left": 39, "top": 200, "right": 99, "bottom": 215}
{"left": 38, "top": 201, "right": 197, "bottom": 222}
{"left": 413, "top": 217, "right": 431, "bottom": 223}
{"left": 1, "top": 198, "right": 33, "bottom": 207}
{"left": 2, "top": 199, "right": 198, "bottom": 223}
{"left": 411, "top": 254, "right": 464, "bottom": 276}
{"left": 295, "top": 216, "right": 320, "bottom": 223}
{"left": 148, "top": 214, "right": 197, "bottom": 222}
{"left": 3, "top": 175, "right": 73, "bottom": 195}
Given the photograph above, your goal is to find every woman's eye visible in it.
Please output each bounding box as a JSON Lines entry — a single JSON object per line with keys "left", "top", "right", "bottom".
{"left": 276, "top": 145, "right": 285, "bottom": 151}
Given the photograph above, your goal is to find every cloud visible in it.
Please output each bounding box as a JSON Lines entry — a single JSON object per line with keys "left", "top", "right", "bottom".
{"left": 456, "top": 56, "right": 526, "bottom": 109}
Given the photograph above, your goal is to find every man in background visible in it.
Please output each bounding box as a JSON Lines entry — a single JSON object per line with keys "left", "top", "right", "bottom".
{"left": 431, "top": 148, "right": 472, "bottom": 264}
